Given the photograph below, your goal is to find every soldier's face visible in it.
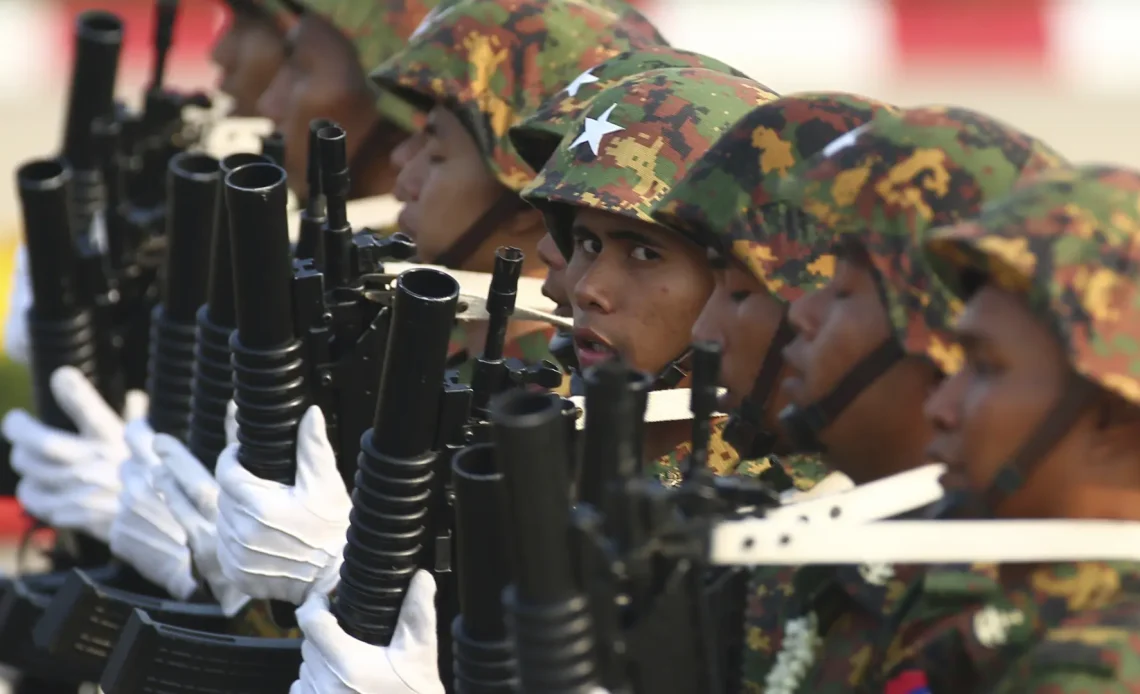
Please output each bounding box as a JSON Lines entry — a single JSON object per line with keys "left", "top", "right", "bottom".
{"left": 211, "top": 10, "right": 285, "bottom": 117}
{"left": 256, "top": 15, "right": 380, "bottom": 199}
{"left": 566, "top": 209, "right": 713, "bottom": 376}
{"left": 537, "top": 232, "right": 571, "bottom": 316}
{"left": 691, "top": 256, "right": 788, "bottom": 419}
{"left": 393, "top": 107, "right": 509, "bottom": 265}
{"left": 782, "top": 243, "right": 937, "bottom": 482}
{"left": 924, "top": 285, "right": 1079, "bottom": 518}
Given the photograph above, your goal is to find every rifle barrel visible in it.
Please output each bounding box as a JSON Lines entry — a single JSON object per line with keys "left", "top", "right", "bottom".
{"left": 62, "top": 12, "right": 123, "bottom": 172}
{"left": 225, "top": 162, "right": 294, "bottom": 349}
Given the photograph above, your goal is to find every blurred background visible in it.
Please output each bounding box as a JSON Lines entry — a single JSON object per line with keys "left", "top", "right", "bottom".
{"left": 0, "top": 0, "right": 1136, "bottom": 542}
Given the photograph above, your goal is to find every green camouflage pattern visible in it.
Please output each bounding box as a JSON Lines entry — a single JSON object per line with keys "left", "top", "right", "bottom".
{"left": 509, "top": 46, "right": 753, "bottom": 174}
{"left": 875, "top": 561, "right": 1140, "bottom": 693}
{"left": 742, "top": 563, "right": 920, "bottom": 693}
{"left": 650, "top": 92, "right": 898, "bottom": 303}
{"left": 926, "top": 164, "right": 1140, "bottom": 406}
{"left": 369, "top": 0, "right": 667, "bottom": 192}
{"left": 298, "top": 0, "right": 441, "bottom": 131}
{"left": 777, "top": 105, "right": 1069, "bottom": 373}
{"left": 520, "top": 68, "right": 779, "bottom": 258}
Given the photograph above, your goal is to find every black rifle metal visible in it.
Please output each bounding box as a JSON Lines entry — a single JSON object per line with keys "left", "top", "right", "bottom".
{"left": 332, "top": 267, "right": 459, "bottom": 644}
{"left": 30, "top": 152, "right": 225, "bottom": 682}
{"left": 101, "top": 146, "right": 414, "bottom": 692}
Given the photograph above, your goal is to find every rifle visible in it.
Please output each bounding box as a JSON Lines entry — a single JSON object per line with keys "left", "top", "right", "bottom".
{"left": 497, "top": 346, "right": 781, "bottom": 693}
{"left": 100, "top": 135, "right": 412, "bottom": 691}
{"left": 450, "top": 443, "right": 516, "bottom": 693}
{"left": 188, "top": 152, "right": 271, "bottom": 469}
{"left": 332, "top": 266, "right": 459, "bottom": 643}
{"left": 260, "top": 131, "right": 285, "bottom": 168}
{"left": 30, "top": 151, "right": 228, "bottom": 682}
{"left": 294, "top": 119, "right": 333, "bottom": 263}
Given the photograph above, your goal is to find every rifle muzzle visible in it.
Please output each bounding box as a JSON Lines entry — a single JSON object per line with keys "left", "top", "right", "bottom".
{"left": 451, "top": 443, "right": 516, "bottom": 692}
{"left": 146, "top": 153, "right": 220, "bottom": 440}
{"left": 493, "top": 390, "right": 598, "bottom": 694}
{"left": 225, "top": 162, "right": 307, "bottom": 483}
{"left": 335, "top": 268, "right": 458, "bottom": 646}
{"left": 62, "top": 11, "right": 123, "bottom": 173}
{"left": 18, "top": 159, "right": 98, "bottom": 430}
{"left": 188, "top": 152, "right": 268, "bottom": 468}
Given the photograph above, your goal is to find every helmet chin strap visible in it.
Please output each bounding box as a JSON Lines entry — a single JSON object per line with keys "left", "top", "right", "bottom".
{"left": 723, "top": 316, "right": 795, "bottom": 459}
{"left": 653, "top": 349, "right": 692, "bottom": 391}
{"left": 430, "top": 191, "right": 530, "bottom": 269}
{"left": 777, "top": 337, "right": 907, "bottom": 453}
{"left": 938, "top": 372, "right": 1098, "bottom": 519}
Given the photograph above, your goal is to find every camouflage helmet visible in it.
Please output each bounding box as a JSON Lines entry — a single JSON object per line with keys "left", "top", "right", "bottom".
{"left": 926, "top": 165, "right": 1140, "bottom": 404}
{"left": 650, "top": 92, "right": 898, "bottom": 303}
{"left": 297, "top": 0, "right": 442, "bottom": 132}
{"left": 777, "top": 105, "right": 1069, "bottom": 373}
{"left": 520, "top": 68, "right": 780, "bottom": 258}
{"left": 509, "top": 46, "right": 753, "bottom": 174}
{"left": 368, "top": 0, "right": 667, "bottom": 192}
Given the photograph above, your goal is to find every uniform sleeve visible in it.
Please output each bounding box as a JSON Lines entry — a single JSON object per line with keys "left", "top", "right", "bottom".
{"left": 988, "top": 623, "right": 1140, "bottom": 694}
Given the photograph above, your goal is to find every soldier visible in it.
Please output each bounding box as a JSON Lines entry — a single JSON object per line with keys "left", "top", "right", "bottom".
{"left": 875, "top": 164, "right": 1140, "bottom": 692}
{"left": 371, "top": 0, "right": 664, "bottom": 368}
{"left": 516, "top": 67, "right": 779, "bottom": 472}
{"left": 212, "top": 0, "right": 290, "bottom": 117}
{"left": 512, "top": 45, "right": 754, "bottom": 388}
{"left": 148, "top": 0, "right": 666, "bottom": 665}
{"left": 255, "top": 0, "right": 441, "bottom": 201}
{"left": 739, "top": 106, "right": 1067, "bottom": 693}
{"left": 643, "top": 92, "right": 893, "bottom": 690}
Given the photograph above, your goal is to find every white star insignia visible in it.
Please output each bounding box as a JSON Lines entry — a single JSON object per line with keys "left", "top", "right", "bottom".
{"left": 565, "top": 68, "right": 599, "bottom": 97}
{"left": 568, "top": 103, "right": 624, "bottom": 157}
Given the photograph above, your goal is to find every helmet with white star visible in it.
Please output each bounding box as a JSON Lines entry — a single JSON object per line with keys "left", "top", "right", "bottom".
{"left": 508, "top": 45, "right": 757, "bottom": 174}
{"left": 519, "top": 67, "right": 778, "bottom": 258}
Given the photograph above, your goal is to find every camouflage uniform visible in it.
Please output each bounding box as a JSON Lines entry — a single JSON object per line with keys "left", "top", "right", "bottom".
{"left": 647, "top": 93, "right": 892, "bottom": 691}
{"left": 740, "top": 106, "right": 1069, "bottom": 693}
{"left": 879, "top": 165, "right": 1140, "bottom": 694}
{"left": 517, "top": 68, "right": 778, "bottom": 484}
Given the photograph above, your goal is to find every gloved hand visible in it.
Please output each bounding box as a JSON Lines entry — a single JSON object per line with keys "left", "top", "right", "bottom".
{"left": 154, "top": 433, "right": 251, "bottom": 616}
{"left": 289, "top": 569, "right": 443, "bottom": 694}
{"left": 109, "top": 417, "right": 199, "bottom": 600}
{"left": 1, "top": 366, "right": 133, "bottom": 543}
{"left": 216, "top": 404, "right": 352, "bottom": 605}
{"left": 3, "top": 244, "right": 31, "bottom": 366}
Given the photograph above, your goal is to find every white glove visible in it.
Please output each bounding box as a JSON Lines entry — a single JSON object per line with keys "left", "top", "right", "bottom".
{"left": 216, "top": 404, "right": 352, "bottom": 605}
{"left": 289, "top": 569, "right": 442, "bottom": 694}
{"left": 154, "top": 433, "right": 251, "bottom": 616}
{"left": 108, "top": 417, "right": 199, "bottom": 600}
{"left": 1, "top": 366, "right": 133, "bottom": 542}
{"left": 3, "top": 244, "right": 31, "bottom": 366}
